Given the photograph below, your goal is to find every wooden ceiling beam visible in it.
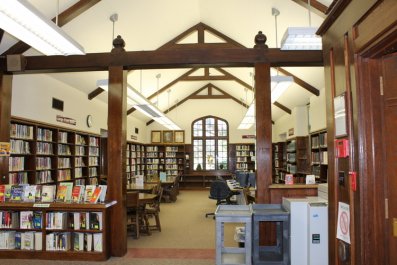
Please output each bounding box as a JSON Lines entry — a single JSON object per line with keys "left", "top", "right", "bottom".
{"left": 158, "top": 22, "right": 245, "bottom": 50}
{"left": 147, "top": 68, "right": 199, "bottom": 100}
{"left": 87, "top": 87, "right": 105, "bottom": 100}
{"left": 276, "top": 67, "right": 320, "bottom": 96}
{"left": 190, "top": 95, "right": 231, "bottom": 99}
{"left": 146, "top": 84, "right": 210, "bottom": 125}
{"left": 127, "top": 108, "right": 135, "bottom": 115}
{"left": 2, "top": 0, "right": 101, "bottom": 56}
{"left": 0, "top": 29, "right": 4, "bottom": 44}
{"left": 290, "top": 0, "right": 328, "bottom": 18}
{"left": 215, "top": 68, "right": 253, "bottom": 90}
{"left": 211, "top": 84, "right": 249, "bottom": 108}
{"left": 2, "top": 48, "right": 323, "bottom": 73}
{"left": 273, "top": 101, "right": 292, "bottom": 114}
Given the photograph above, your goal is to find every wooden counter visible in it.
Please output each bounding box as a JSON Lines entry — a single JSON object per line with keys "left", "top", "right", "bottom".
{"left": 269, "top": 184, "right": 318, "bottom": 203}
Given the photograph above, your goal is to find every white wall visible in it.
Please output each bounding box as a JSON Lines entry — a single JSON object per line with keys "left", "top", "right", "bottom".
{"left": 309, "top": 90, "right": 326, "bottom": 133}
{"left": 272, "top": 91, "right": 327, "bottom": 142}
{"left": 147, "top": 99, "right": 256, "bottom": 144}
{"left": 11, "top": 74, "right": 147, "bottom": 141}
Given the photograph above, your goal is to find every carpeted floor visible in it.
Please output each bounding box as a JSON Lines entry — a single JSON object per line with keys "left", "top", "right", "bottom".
{"left": 2, "top": 190, "right": 242, "bottom": 265}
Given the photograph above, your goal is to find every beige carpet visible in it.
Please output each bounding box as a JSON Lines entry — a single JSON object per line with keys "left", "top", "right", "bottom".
{"left": 2, "top": 190, "right": 243, "bottom": 265}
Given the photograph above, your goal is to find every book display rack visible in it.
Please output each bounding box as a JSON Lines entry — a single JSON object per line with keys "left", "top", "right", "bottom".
{"left": 0, "top": 201, "right": 116, "bottom": 260}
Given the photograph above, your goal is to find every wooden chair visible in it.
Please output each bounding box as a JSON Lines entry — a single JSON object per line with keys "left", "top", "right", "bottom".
{"left": 126, "top": 192, "right": 140, "bottom": 239}
{"left": 163, "top": 175, "right": 180, "bottom": 202}
{"left": 146, "top": 187, "right": 163, "bottom": 232}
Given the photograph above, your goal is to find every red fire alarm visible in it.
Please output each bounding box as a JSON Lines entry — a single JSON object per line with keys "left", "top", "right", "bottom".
{"left": 335, "top": 139, "right": 349, "bottom": 158}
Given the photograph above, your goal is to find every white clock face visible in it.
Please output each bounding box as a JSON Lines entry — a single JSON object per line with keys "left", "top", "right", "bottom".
{"left": 87, "top": 115, "right": 93, "bottom": 127}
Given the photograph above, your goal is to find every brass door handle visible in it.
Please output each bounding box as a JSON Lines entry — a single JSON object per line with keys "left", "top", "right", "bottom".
{"left": 393, "top": 218, "right": 397, "bottom": 237}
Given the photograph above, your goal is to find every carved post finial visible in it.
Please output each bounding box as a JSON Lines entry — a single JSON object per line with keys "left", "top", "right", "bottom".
{"left": 254, "top": 31, "right": 268, "bottom": 49}
{"left": 112, "top": 35, "right": 126, "bottom": 52}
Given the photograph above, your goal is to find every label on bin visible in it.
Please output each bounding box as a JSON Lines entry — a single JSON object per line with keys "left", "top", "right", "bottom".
{"left": 312, "top": 234, "right": 320, "bottom": 244}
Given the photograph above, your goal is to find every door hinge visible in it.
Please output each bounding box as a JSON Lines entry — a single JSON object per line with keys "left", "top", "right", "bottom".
{"left": 385, "top": 198, "right": 389, "bottom": 219}
{"left": 380, "top": 76, "right": 384, "bottom": 96}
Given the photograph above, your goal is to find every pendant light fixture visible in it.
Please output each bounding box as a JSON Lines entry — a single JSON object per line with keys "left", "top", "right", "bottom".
{"left": 280, "top": 0, "right": 322, "bottom": 50}
{"left": 0, "top": 0, "right": 85, "bottom": 55}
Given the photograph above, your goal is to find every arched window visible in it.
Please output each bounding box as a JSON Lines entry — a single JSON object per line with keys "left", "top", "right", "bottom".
{"left": 192, "top": 116, "right": 228, "bottom": 171}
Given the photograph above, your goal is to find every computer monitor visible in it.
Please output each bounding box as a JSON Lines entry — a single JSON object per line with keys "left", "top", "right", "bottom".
{"left": 247, "top": 172, "right": 256, "bottom": 188}
{"left": 236, "top": 171, "right": 248, "bottom": 187}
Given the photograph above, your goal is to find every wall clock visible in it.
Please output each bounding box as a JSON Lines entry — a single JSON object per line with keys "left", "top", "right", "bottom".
{"left": 86, "top": 115, "right": 93, "bottom": 128}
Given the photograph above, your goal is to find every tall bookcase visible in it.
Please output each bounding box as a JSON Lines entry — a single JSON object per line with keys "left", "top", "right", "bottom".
{"left": 126, "top": 142, "right": 146, "bottom": 183}
{"left": 7, "top": 118, "right": 101, "bottom": 186}
{"left": 272, "top": 142, "right": 286, "bottom": 183}
{"left": 234, "top": 144, "right": 256, "bottom": 172}
{"left": 164, "top": 145, "right": 185, "bottom": 177}
{"left": 285, "top": 136, "right": 310, "bottom": 183}
{"left": 310, "top": 130, "right": 328, "bottom": 183}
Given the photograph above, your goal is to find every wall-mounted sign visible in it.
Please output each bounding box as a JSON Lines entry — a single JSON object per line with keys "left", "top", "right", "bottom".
{"left": 242, "top": 135, "right": 256, "bottom": 139}
{"left": 56, "top": 115, "right": 76, "bottom": 126}
{"left": 288, "top": 128, "right": 294, "bottom": 136}
{"left": 131, "top": 135, "right": 137, "bottom": 141}
{"left": 336, "top": 202, "right": 351, "bottom": 244}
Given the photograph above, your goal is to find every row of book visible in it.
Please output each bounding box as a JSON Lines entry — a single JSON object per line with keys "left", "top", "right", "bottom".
{"left": 11, "top": 139, "right": 31, "bottom": 154}
{"left": 0, "top": 210, "right": 102, "bottom": 231}
{"left": 0, "top": 231, "right": 102, "bottom": 252}
{"left": 0, "top": 183, "right": 107, "bottom": 204}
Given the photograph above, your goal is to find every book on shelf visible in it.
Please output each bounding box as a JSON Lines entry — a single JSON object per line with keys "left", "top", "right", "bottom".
{"left": 56, "top": 185, "right": 68, "bottom": 202}
{"left": 23, "top": 185, "right": 38, "bottom": 202}
{"left": 0, "top": 211, "right": 19, "bottom": 228}
{"left": 21, "top": 231, "right": 35, "bottom": 250}
{"left": 285, "top": 174, "right": 294, "bottom": 185}
{"left": 73, "top": 232, "right": 84, "bottom": 251}
{"left": 84, "top": 233, "right": 93, "bottom": 252}
{"left": 89, "top": 186, "right": 102, "bottom": 204}
{"left": 93, "top": 233, "right": 103, "bottom": 252}
{"left": 41, "top": 185, "right": 56, "bottom": 202}
{"left": 89, "top": 212, "right": 102, "bottom": 230}
{"left": 20, "top": 211, "right": 34, "bottom": 229}
{"left": 84, "top": 185, "right": 96, "bottom": 203}
{"left": 59, "top": 182, "right": 74, "bottom": 202}
{"left": 0, "top": 231, "right": 16, "bottom": 250}
{"left": 98, "top": 185, "right": 107, "bottom": 203}
{"left": 32, "top": 211, "right": 43, "bottom": 229}
{"left": 34, "top": 232, "right": 42, "bottom": 251}
{"left": 15, "top": 232, "right": 21, "bottom": 249}
{"left": 0, "top": 185, "right": 5, "bottom": 202}
{"left": 10, "top": 185, "right": 24, "bottom": 202}
{"left": 76, "top": 212, "right": 90, "bottom": 230}
{"left": 71, "top": 185, "right": 85, "bottom": 203}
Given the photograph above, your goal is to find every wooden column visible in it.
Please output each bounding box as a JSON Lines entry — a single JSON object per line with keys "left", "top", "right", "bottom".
{"left": 107, "top": 36, "right": 127, "bottom": 257}
{"left": 255, "top": 63, "right": 272, "bottom": 204}
{"left": 0, "top": 73, "right": 12, "bottom": 184}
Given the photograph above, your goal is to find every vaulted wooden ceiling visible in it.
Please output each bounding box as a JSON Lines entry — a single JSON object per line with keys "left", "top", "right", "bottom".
{"left": 0, "top": 0, "right": 331, "bottom": 124}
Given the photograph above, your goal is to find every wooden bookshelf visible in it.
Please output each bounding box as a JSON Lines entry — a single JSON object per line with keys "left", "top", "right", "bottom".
{"left": 231, "top": 143, "right": 256, "bottom": 172}
{"left": 0, "top": 201, "right": 116, "bottom": 261}
{"left": 285, "top": 136, "right": 310, "bottom": 183}
{"left": 164, "top": 145, "right": 185, "bottom": 177}
{"left": 6, "top": 118, "right": 101, "bottom": 186}
{"left": 126, "top": 142, "right": 146, "bottom": 184}
{"left": 310, "top": 130, "right": 328, "bottom": 183}
{"left": 272, "top": 142, "right": 286, "bottom": 184}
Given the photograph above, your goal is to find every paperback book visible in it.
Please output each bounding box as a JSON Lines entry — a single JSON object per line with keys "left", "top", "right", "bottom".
{"left": 56, "top": 185, "right": 68, "bottom": 202}
{"left": 23, "top": 185, "right": 37, "bottom": 202}
{"left": 58, "top": 182, "right": 74, "bottom": 202}
{"left": 10, "top": 185, "right": 24, "bottom": 202}
{"left": 71, "top": 185, "right": 85, "bottom": 203}
{"left": 41, "top": 185, "right": 56, "bottom": 202}
{"left": 84, "top": 185, "right": 96, "bottom": 203}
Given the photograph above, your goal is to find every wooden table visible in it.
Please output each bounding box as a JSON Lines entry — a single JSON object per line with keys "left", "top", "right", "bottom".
{"left": 138, "top": 193, "right": 157, "bottom": 204}
{"left": 127, "top": 183, "right": 157, "bottom": 193}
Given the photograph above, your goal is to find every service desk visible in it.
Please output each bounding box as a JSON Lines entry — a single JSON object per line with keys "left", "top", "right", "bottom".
{"left": 269, "top": 184, "right": 318, "bottom": 203}
{"left": 180, "top": 171, "right": 233, "bottom": 189}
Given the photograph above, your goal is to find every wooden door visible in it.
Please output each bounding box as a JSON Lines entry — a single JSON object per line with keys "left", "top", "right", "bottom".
{"left": 382, "top": 52, "right": 397, "bottom": 265}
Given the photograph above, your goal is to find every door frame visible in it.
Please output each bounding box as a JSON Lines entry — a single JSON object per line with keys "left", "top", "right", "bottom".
{"left": 355, "top": 30, "right": 397, "bottom": 265}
